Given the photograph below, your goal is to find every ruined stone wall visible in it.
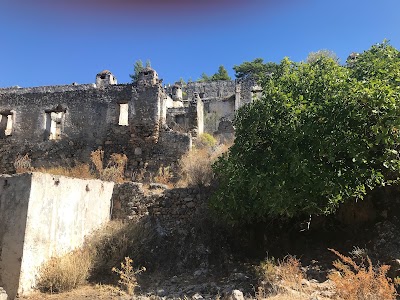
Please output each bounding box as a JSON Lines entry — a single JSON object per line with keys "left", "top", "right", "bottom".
{"left": 184, "top": 80, "right": 236, "bottom": 100}
{"left": 0, "top": 82, "right": 191, "bottom": 176}
{"left": 0, "top": 173, "right": 114, "bottom": 299}
{"left": 111, "top": 182, "right": 211, "bottom": 231}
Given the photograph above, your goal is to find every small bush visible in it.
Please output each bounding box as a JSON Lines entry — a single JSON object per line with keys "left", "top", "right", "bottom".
{"left": 257, "top": 255, "right": 305, "bottom": 297}
{"left": 194, "top": 133, "right": 217, "bottom": 149}
{"left": 328, "top": 248, "right": 396, "bottom": 300}
{"left": 112, "top": 257, "right": 145, "bottom": 295}
{"left": 90, "top": 150, "right": 127, "bottom": 183}
{"left": 153, "top": 165, "right": 173, "bottom": 186}
{"left": 14, "top": 153, "right": 32, "bottom": 173}
{"left": 37, "top": 248, "right": 92, "bottom": 293}
{"left": 179, "top": 148, "right": 214, "bottom": 187}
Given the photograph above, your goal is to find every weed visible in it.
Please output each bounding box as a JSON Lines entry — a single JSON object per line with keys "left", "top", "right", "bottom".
{"left": 34, "top": 164, "right": 95, "bottom": 179}
{"left": 112, "top": 257, "right": 145, "bottom": 295}
{"left": 37, "top": 248, "right": 92, "bottom": 293}
{"left": 328, "top": 248, "right": 396, "bottom": 300}
{"left": 14, "top": 153, "right": 32, "bottom": 173}
{"left": 153, "top": 165, "right": 173, "bottom": 185}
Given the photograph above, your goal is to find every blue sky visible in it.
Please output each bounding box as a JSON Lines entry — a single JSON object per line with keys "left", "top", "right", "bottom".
{"left": 1, "top": 0, "right": 399, "bottom": 88}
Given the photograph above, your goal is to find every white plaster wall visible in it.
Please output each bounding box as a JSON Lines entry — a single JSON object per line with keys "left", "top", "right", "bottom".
{"left": 0, "top": 174, "right": 32, "bottom": 300}
{"left": 0, "top": 173, "right": 114, "bottom": 298}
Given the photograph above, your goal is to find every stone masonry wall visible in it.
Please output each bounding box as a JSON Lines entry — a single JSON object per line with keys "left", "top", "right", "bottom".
{"left": 111, "top": 182, "right": 211, "bottom": 231}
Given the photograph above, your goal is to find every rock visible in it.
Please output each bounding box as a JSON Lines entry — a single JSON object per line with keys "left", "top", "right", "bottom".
{"left": 157, "top": 288, "right": 167, "bottom": 297}
{"left": 0, "top": 287, "right": 7, "bottom": 300}
{"left": 192, "top": 293, "right": 204, "bottom": 299}
{"left": 149, "top": 183, "right": 168, "bottom": 190}
{"left": 224, "top": 289, "right": 244, "bottom": 300}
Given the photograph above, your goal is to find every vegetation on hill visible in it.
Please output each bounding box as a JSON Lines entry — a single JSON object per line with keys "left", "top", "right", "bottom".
{"left": 211, "top": 41, "right": 400, "bottom": 223}
{"left": 197, "top": 65, "right": 231, "bottom": 82}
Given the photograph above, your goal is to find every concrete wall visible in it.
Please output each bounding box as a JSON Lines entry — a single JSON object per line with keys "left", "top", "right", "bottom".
{"left": 0, "top": 173, "right": 114, "bottom": 299}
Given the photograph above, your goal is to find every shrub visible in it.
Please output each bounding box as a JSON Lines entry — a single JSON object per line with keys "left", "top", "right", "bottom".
{"left": 179, "top": 148, "right": 214, "bottom": 187}
{"left": 14, "top": 153, "right": 32, "bottom": 173}
{"left": 212, "top": 42, "right": 400, "bottom": 223}
{"left": 37, "top": 248, "right": 92, "bottom": 293}
{"left": 112, "top": 257, "right": 145, "bottom": 295}
{"left": 195, "top": 133, "right": 217, "bottom": 149}
{"left": 153, "top": 165, "right": 173, "bottom": 186}
{"left": 90, "top": 150, "right": 127, "bottom": 183}
{"left": 257, "top": 256, "right": 305, "bottom": 298}
{"left": 328, "top": 248, "right": 396, "bottom": 300}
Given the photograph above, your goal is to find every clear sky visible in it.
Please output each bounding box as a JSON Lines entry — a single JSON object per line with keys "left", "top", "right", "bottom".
{"left": 1, "top": 0, "right": 399, "bottom": 88}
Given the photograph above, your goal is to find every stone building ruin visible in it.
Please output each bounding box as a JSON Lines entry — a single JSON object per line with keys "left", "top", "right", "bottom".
{"left": 0, "top": 67, "right": 258, "bottom": 176}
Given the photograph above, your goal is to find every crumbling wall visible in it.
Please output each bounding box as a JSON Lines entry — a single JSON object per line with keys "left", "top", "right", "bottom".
{"left": 0, "top": 173, "right": 114, "bottom": 299}
{"left": 111, "top": 182, "right": 211, "bottom": 231}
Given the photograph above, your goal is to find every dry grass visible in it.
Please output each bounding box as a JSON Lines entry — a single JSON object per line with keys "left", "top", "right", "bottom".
{"left": 91, "top": 150, "right": 127, "bottom": 183}
{"left": 328, "top": 248, "right": 396, "bottom": 300}
{"left": 34, "top": 164, "right": 95, "bottom": 179}
{"left": 257, "top": 256, "right": 306, "bottom": 298}
{"left": 37, "top": 248, "right": 93, "bottom": 293}
{"left": 153, "top": 165, "right": 173, "bottom": 186}
{"left": 14, "top": 153, "right": 32, "bottom": 173}
{"left": 36, "top": 221, "right": 140, "bottom": 295}
{"left": 178, "top": 148, "right": 214, "bottom": 187}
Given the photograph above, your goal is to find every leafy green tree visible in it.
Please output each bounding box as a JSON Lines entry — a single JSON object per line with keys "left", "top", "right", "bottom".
{"left": 129, "top": 60, "right": 144, "bottom": 82}
{"left": 211, "top": 65, "right": 231, "bottom": 81}
{"left": 233, "top": 58, "right": 278, "bottom": 80}
{"left": 212, "top": 42, "right": 400, "bottom": 224}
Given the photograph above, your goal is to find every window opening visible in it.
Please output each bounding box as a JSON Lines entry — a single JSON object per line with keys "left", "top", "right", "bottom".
{"left": 118, "top": 103, "right": 129, "bottom": 126}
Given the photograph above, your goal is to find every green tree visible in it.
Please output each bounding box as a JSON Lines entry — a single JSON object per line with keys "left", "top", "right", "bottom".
{"left": 129, "top": 60, "right": 144, "bottom": 82}
{"left": 233, "top": 58, "right": 278, "bottom": 80}
{"left": 197, "top": 72, "right": 211, "bottom": 82}
{"left": 211, "top": 65, "right": 231, "bottom": 81}
{"left": 212, "top": 42, "right": 400, "bottom": 224}
{"left": 145, "top": 59, "right": 151, "bottom": 68}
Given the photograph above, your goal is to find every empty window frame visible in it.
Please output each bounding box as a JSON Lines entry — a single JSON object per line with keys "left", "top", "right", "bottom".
{"left": 45, "top": 111, "right": 64, "bottom": 140}
{"left": 0, "top": 111, "right": 14, "bottom": 137}
{"left": 118, "top": 103, "right": 129, "bottom": 126}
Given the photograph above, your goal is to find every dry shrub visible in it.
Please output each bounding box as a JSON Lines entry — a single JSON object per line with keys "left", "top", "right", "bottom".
{"left": 37, "top": 248, "right": 92, "bottom": 293}
{"left": 112, "top": 257, "right": 145, "bottom": 295}
{"left": 153, "top": 165, "right": 173, "bottom": 186}
{"left": 14, "top": 153, "right": 32, "bottom": 173}
{"left": 34, "top": 164, "right": 95, "bottom": 179}
{"left": 257, "top": 255, "right": 305, "bottom": 298}
{"left": 178, "top": 148, "right": 213, "bottom": 187}
{"left": 90, "top": 150, "right": 127, "bottom": 183}
{"left": 328, "top": 248, "right": 396, "bottom": 300}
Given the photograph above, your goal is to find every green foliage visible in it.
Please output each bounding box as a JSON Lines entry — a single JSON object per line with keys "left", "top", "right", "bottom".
{"left": 195, "top": 133, "right": 217, "bottom": 149}
{"left": 129, "top": 60, "right": 144, "bottom": 82}
{"left": 306, "top": 49, "right": 339, "bottom": 64}
{"left": 197, "top": 72, "right": 211, "bottom": 82}
{"left": 212, "top": 42, "right": 400, "bottom": 224}
{"left": 211, "top": 65, "right": 231, "bottom": 81}
{"left": 198, "top": 65, "right": 231, "bottom": 82}
{"left": 233, "top": 58, "right": 278, "bottom": 80}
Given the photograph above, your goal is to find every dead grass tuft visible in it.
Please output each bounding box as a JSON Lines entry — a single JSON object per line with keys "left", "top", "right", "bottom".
{"left": 37, "top": 248, "right": 93, "bottom": 294}
{"left": 328, "top": 248, "right": 396, "bottom": 300}
{"left": 34, "top": 164, "right": 95, "bottom": 179}
{"left": 90, "top": 150, "right": 127, "bottom": 183}
{"left": 257, "top": 255, "right": 305, "bottom": 298}
{"left": 14, "top": 153, "right": 32, "bottom": 173}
